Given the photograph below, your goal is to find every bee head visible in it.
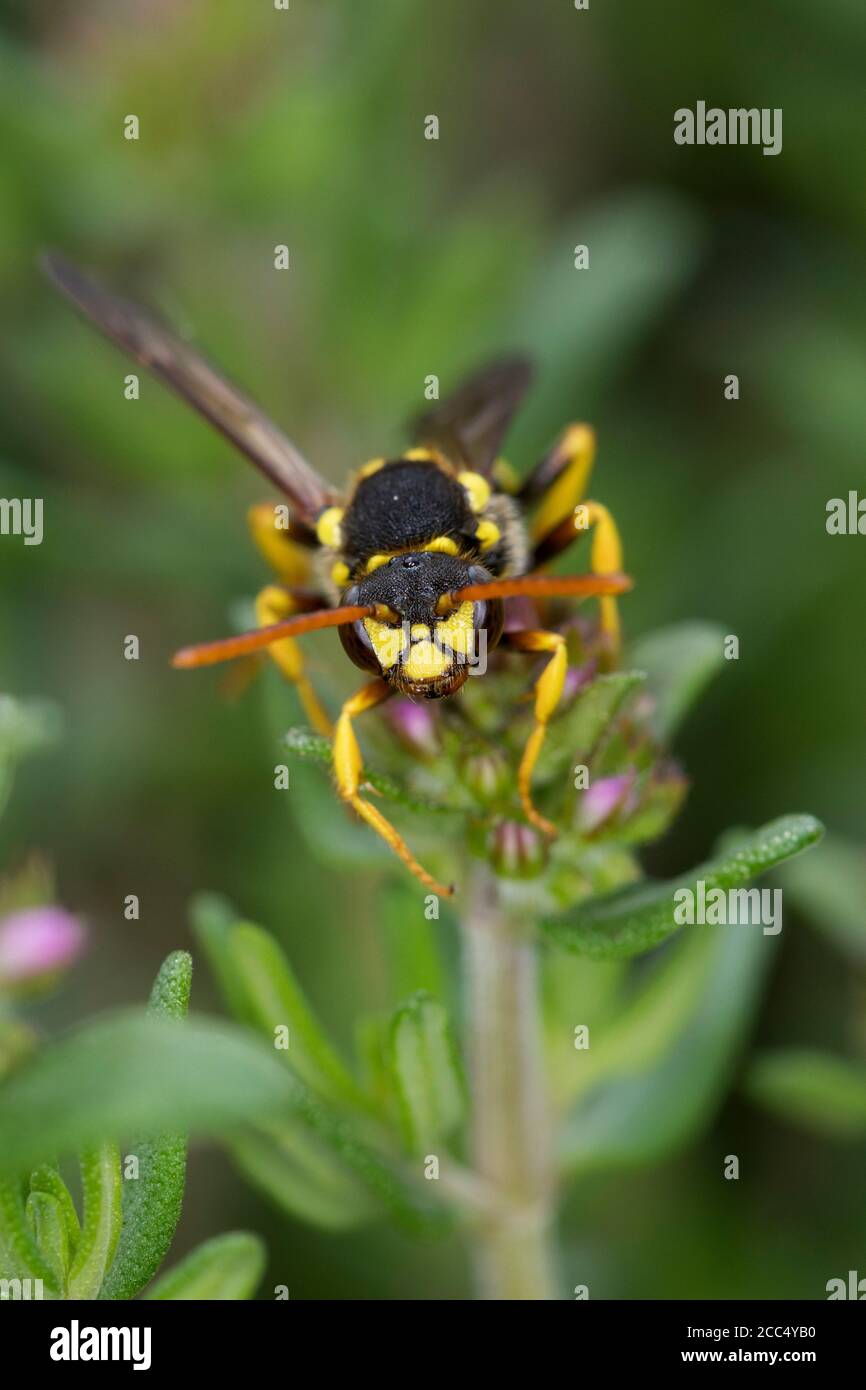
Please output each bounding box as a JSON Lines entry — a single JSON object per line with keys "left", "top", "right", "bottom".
{"left": 339, "top": 552, "right": 503, "bottom": 697}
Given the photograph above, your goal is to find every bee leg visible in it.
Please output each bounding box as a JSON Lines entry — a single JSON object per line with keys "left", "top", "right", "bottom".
{"left": 248, "top": 503, "right": 318, "bottom": 586}
{"left": 334, "top": 679, "right": 454, "bottom": 897}
{"left": 502, "top": 628, "right": 568, "bottom": 836}
{"left": 255, "top": 584, "right": 333, "bottom": 737}
{"left": 520, "top": 427, "right": 624, "bottom": 655}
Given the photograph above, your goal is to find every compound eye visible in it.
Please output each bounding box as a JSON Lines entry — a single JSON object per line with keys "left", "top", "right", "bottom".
{"left": 474, "top": 597, "right": 504, "bottom": 652}
{"left": 339, "top": 618, "right": 383, "bottom": 675}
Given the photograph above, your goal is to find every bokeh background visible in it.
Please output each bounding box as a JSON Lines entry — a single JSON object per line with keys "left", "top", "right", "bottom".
{"left": 1, "top": 0, "right": 864, "bottom": 1298}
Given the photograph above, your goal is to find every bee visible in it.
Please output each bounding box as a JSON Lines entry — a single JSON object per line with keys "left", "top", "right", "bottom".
{"left": 43, "top": 254, "right": 630, "bottom": 896}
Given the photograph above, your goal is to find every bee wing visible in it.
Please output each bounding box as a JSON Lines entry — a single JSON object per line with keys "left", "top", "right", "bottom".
{"left": 41, "top": 252, "right": 335, "bottom": 524}
{"left": 411, "top": 355, "right": 534, "bottom": 477}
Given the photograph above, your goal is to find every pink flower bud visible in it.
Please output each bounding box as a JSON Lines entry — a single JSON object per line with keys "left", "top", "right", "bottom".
{"left": 577, "top": 773, "right": 636, "bottom": 835}
{"left": 385, "top": 698, "right": 440, "bottom": 757}
{"left": 0, "top": 906, "right": 85, "bottom": 986}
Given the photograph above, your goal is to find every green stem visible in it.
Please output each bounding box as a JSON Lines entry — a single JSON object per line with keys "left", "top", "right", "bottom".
{"left": 460, "top": 867, "right": 559, "bottom": 1299}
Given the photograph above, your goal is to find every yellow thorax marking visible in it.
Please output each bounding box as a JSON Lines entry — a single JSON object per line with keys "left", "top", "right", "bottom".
{"left": 363, "top": 535, "right": 459, "bottom": 574}
{"left": 457, "top": 470, "right": 491, "bottom": 512}
{"left": 474, "top": 519, "right": 501, "bottom": 551}
{"left": 357, "top": 457, "right": 385, "bottom": 479}
{"left": 315, "top": 506, "right": 344, "bottom": 549}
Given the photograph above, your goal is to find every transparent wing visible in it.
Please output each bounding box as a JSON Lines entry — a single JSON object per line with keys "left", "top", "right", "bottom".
{"left": 42, "top": 252, "right": 335, "bottom": 524}
{"left": 411, "top": 355, "right": 534, "bottom": 477}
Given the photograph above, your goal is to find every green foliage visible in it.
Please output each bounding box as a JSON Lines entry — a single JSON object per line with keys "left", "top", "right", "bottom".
{"left": 744, "top": 1050, "right": 866, "bottom": 1138}
{"left": 143, "top": 1233, "right": 266, "bottom": 1302}
{"left": 543, "top": 815, "right": 824, "bottom": 958}
{"left": 386, "top": 992, "right": 466, "bottom": 1155}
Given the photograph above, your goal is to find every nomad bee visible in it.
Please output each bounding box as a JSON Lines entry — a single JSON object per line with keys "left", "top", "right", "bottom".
{"left": 44, "top": 254, "right": 630, "bottom": 896}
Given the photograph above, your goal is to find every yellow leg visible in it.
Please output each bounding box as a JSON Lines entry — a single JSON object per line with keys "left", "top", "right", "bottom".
{"left": 334, "top": 680, "right": 453, "bottom": 897}
{"left": 504, "top": 629, "right": 568, "bottom": 836}
{"left": 529, "top": 424, "right": 596, "bottom": 541}
{"left": 248, "top": 503, "right": 315, "bottom": 586}
{"left": 525, "top": 425, "right": 624, "bottom": 655}
{"left": 255, "top": 584, "right": 333, "bottom": 737}
{"left": 579, "top": 500, "right": 623, "bottom": 653}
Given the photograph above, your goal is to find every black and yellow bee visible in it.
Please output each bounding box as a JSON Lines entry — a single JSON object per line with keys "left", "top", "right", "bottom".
{"left": 43, "top": 254, "right": 630, "bottom": 896}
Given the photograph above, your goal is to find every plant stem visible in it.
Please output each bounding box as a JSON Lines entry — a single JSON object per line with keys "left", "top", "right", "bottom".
{"left": 460, "top": 866, "right": 559, "bottom": 1299}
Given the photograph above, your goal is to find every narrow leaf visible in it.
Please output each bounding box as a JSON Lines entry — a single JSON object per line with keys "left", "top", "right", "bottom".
{"left": 29, "top": 1165, "right": 80, "bottom": 1257}
{"left": 225, "top": 922, "right": 371, "bottom": 1112}
{"left": 744, "top": 1049, "right": 866, "bottom": 1137}
{"left": 544, "top": 814, "right": 824, "bottom": 959}
{"left": 67, "top": 1142, "right": 122, "bottom": 1299}
{"left": 99, "top": 950, "right": 192, "bottom": 1301}
{"left": 0, "top": 1175, "right": 61, "bottom": 1293}
{"left": 230, "top": 1118, "right": 377, "bottom": 1231}
{"left": 143, "top": 1232, "right": 265, "bottom": 1301}
{"left": 536, "top": 672, "right": 644, "bottom": 784}
{"left": 25, "top": 1191, "right": 68, "bottom": 1294}
{"left": 387, "top": 992, "right": 466, "bottom": 1155}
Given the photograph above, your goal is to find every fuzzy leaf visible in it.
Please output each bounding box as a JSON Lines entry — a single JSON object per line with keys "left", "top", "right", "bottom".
{"left": 0, "top": 1174, "right": 61, "bottom": 1293}
{"left": 387, "top": 992, "right": 466, "bottom": 1154}
{"left": 544, "top": 814, "right": 824, "bottom": 959}
{"left": 67, "top": 1143, "right": 122, "bottom": 1299}
{"left": 222, "top": 921, "right": 371, "bottom": 1113}
{"left": 230, "top": 1118, "right": 378, "bottom": 1232}
{"left": 283, "top": 726, "right": 457, "bottom": 814}
{"left": 744, "top": 1049, "right": 866, "bottom": 1137}
{"left": 26, "top": 1190, "right": 68, "bottom": 1294}
{"left": 143, "top": 1232, "right": 265, "bottom": 1301}
{"left": 99, "top": 951, "right": 192, "bottom": 1301}
{"left": 29, "top": 1165, "right": 80, "bottom": 1257}
{"left": 536, "top": 672, "right": 645, "bottom": 784}
{"left": 560, "top": 924, "right": 774, "bottom": 1173}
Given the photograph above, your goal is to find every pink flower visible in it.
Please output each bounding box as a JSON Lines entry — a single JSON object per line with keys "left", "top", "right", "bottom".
{"left": 0, "top": 906, "right": 85, "bottom": 986}
{"left": 577, "top": 773, "right": 636, "bottom": 835}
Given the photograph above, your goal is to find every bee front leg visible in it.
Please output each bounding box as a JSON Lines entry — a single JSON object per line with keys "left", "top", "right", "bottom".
{"left": 502, "top": 628, "right": 568, "bottom": 837}
{"left": 333, "top": 679, "right": 454, "bottom": 897}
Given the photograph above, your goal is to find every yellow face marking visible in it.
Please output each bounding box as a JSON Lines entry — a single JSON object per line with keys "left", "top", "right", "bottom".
{"left": 475, "top": 519, "right": 501, "bottom": 551}
{"left": 402, "top": 640, "right": 451, "bottom": 682}
{"left": 410, "top": 623, "right": 431, "bottom": 640}
{"left": 358, "top": 457, "right": 385, "bottom": 479}
{"left": 434, "top": 601, "right": 475, "bottom": 655}
{"left": 362, "top": 617, "right": 408, "bottom": 670}
{"left": 315, "top": 506, "right": 344, "bottom": 549}
{"left": 458, "top": 471, "right": 491, "bottom": 512}
{"left": 331, "top": 560, "right": 351, "bottom": 588}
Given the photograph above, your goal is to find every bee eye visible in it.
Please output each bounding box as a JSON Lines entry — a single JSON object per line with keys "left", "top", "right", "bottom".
{"left": 339, "top": 618, "right": 382, "bottom": 675}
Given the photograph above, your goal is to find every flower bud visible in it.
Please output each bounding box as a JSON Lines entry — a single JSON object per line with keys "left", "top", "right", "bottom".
{"left": 0, "top": 906, "right": 85, "bottom": 988}
{"left": 463, "top": 750, "right": 511, "bottom": 806}
{"left": 488, "top": 820, "right": 547, "bottom": 879}
{"left": 385, "top": 698, "right": 440, "bottom": 757}
{"left": 577, "top": 773, "right": 636, "bottom": 835}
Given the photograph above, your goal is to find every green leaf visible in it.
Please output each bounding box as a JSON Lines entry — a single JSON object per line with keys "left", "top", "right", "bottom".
{"left": 230, "top": 1118, "right": 378, "bottom": 1231}
{"left": 544, "top": 814, "right": 824, "bottom": 959}
{"left": 0, "top": 1175, "right": 61, "bottom": 1293}
{"left": 536, "top": 672, "right": 645, "bottom": 784}
{"left": 143, "top": 1232, "right": 265, "bottom": 1301}
{"left": 560, "top": 924, "right": 775, "bottom": 1173}
{"left": 67, "top": 1143, "right": 122, "bottom": 1299}
{"left": 0, "top": 1010, "right": 297, "bottom": 1175}
{"left": 379, "top": 881, "right": 446, "bottom": 1002}
{"left": 99, "top": 951, "right": 192, "bottom": 1301}
{"left": 387, "top": 992, "right": 466, "bottom": 1155}
{"left": 29, "top": 1165, "right": 80, "bottom": 1258}
{"left": 629, "top": 622, "right": 727, "bottom": 741}
{"left": 190, "top": 893, "right": 257, "bottom": 1025}
{"left": 223, "top": 921, "right": 372, "bottom": 1113}
{"left": 25, "top": 1191, "right": 69, "bottom": 1294}
{"left": 775, "top": 834, "right": 866, "bottom": 965}
{"left": 283, "top": 726, "right": 458, "bottom": 815}
{"left": 744, "top": 1049, "right": 866, "bottom": 1137}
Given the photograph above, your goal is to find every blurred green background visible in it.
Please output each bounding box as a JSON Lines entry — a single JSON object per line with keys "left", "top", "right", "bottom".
{"left": 1, "top": 0, "right": 864, "bottom": 1298}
